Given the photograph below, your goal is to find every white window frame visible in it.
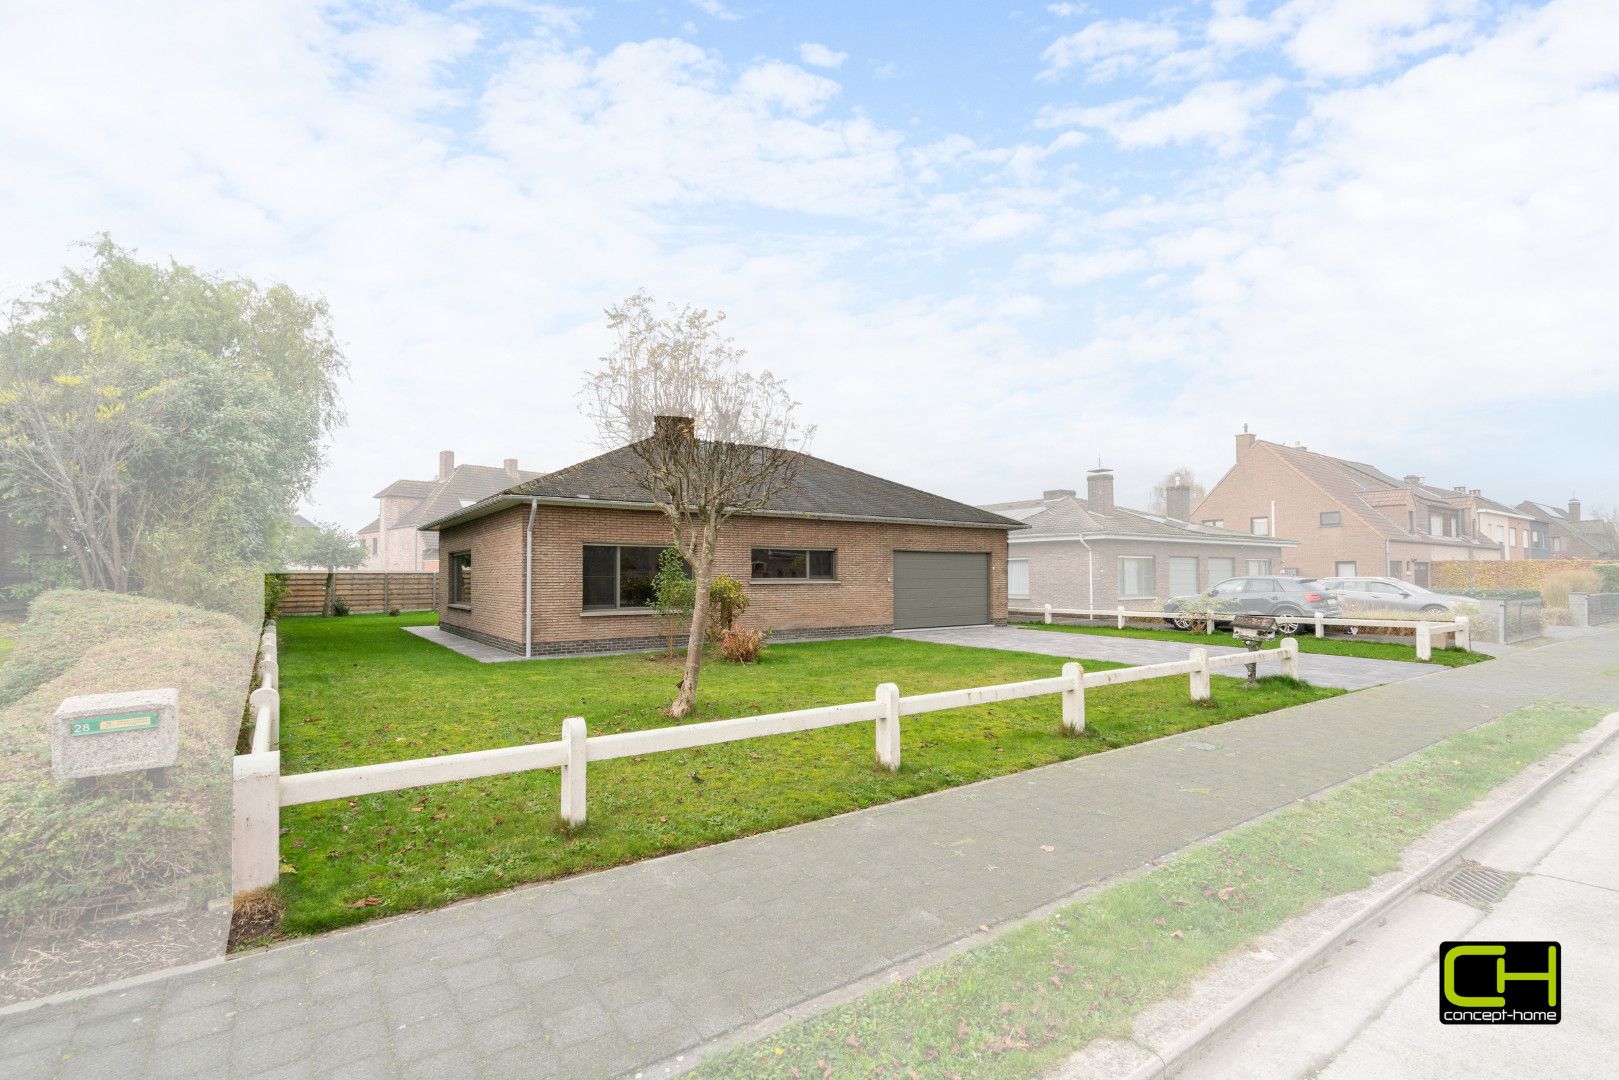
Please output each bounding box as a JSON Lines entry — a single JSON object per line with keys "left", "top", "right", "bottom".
{"left": 1007, "top": 558, "right": 1030, "bottom": 600}
{"left": 1246, "top": 559, "right": 1272, "bottom": 576}
{"left": 1250, "top": 516, "right": 1270, "bottom": 537}
{"left": 1334, "top": 560, "right": 1357, "bottom": 577}
{"left": 1118, "top": 556, "right": 1155, "bottom": 600}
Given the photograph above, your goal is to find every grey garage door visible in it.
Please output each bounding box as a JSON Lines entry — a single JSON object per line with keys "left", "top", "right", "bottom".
{"left": 893, "top": 551, "right": 990, "bottom": 630}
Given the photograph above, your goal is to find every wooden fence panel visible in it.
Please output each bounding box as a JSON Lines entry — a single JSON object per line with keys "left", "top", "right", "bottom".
{"left": 274, "top": 572, "right": 438, "bottom": 615}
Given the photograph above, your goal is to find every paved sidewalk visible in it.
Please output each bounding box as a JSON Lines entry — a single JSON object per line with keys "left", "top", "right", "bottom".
{"left": 1177, "top": 697, "right": 1619, "bottom": 1080}
{"left": 3, "top": 632, "right": 1615, "bottom": 1080}
{"left": 900, "top": 623, "right": 1429, "bottom": 689}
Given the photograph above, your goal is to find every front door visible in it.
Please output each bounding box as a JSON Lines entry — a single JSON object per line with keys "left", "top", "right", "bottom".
{"left": 1413, "top": 562, "right": 1430, "bottom": 589}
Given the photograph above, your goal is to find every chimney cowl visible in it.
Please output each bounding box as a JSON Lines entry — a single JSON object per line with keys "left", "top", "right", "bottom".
{"left": 438, "top": 450, "right": 455, "bottom": 480}
{"left": 1086, "top": 467, "right": 1115, "bottom": 512}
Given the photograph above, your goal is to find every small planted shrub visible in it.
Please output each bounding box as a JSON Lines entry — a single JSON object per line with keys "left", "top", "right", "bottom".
{"left": 388, "top": 606, "right": 401, "bottom": 617}
{"left": 706, "top": 575, "right": 751, "bottom": 643}
{"left": 331, "top": 597, "right": 350, "bottom": 617}
{"left": 719, "top": 626, "right": 766, "bottom": 664}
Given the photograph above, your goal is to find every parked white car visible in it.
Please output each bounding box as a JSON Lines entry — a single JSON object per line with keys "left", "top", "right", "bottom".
{"left": 1313, "top": 577, "right": 1470, "bottom": 615}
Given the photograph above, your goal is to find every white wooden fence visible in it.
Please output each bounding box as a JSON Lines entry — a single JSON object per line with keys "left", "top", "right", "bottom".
{"left": 1033, "top": 605, "right": 1471, "bottom": 658}
{"left": 230, "top": 637, "right": 1301, "bottom": 894}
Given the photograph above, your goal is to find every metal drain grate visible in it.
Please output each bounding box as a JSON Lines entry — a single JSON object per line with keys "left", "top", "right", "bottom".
{"left": 1427, "top": 861, "right": 1515, "bottom": 906}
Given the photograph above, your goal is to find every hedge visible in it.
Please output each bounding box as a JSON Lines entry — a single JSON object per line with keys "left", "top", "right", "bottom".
{"left": 1430, "top": 559, "right": 1619, "bottom": 591}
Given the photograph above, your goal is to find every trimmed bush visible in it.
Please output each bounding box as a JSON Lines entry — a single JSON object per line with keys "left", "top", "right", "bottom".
{"left": 719, "top": 627, "right": 766, "bottom": 664}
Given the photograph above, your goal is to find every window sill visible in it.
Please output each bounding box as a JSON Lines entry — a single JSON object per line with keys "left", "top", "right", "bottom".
{"left": 447, "top": 603, "right": 471, "bottom": 611}
{"left": 580, "top": 608, "right": 655, "bottom": 617}
{"left": 748, "top": 578, "right": 840, "bottom": 585}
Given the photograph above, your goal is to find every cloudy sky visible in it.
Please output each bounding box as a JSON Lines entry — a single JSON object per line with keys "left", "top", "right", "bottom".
{"left": 3, "top": 0, "right": 1617, "bottom": 527}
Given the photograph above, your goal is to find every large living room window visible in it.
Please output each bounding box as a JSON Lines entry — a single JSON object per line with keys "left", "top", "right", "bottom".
{"left": 751, "top": 548, "right": 835, "bottom": 581}
{"left": 448, "top": 551, "right": 471, "bottom": 606}
{"left": 583, "top": 544, "right": 665, "bottom": 610}
{"left": 1118, "top": 556, "right": 1154, "bottom": 600}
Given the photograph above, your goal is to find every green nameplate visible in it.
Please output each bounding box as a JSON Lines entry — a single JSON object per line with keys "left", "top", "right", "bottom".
{"left": 70, "top": 711, "right": 160, "bottom": 736}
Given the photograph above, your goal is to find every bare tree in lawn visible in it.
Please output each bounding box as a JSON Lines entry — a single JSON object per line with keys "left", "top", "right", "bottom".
{"left": 582, "top": 292, "right": 813, "bottom": 719}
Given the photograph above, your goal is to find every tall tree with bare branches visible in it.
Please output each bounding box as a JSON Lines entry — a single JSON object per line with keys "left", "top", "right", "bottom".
{"left": 582, "top": 292, "right": 814, "bottom": 719}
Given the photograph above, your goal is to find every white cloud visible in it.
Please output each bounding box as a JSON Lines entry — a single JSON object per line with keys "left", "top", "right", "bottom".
{"left": 689, "top": 0, "right": 739, "bottom": 21}
{"left": 1045, "top": 78, "right": 1284, "bottom": 150}
{"left": 798, "top": 42, "right": 846, "bottom": 69}
{"left": 1040, "top": 18, "right": 1181, "bottom": 81}
{"left": 1274, "top": 0, "right": 1479, "bottom": 79}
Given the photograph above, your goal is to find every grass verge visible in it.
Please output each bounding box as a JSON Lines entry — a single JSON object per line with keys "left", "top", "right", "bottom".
{"left": 692, "top": 700, "right": 1601, "bottom": 1079}
{"left": 1016, "top": 620, "right": 1488, "bottom": 667}
{"left": 272, "top": 614, "right": 1340, "bottom": 937}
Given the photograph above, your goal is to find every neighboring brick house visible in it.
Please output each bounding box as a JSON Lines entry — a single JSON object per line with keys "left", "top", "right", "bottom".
{"left": 1193, "top": 432, "right": 1500, "bottom": 584}
{"left": 1519, "top": 498, "right": 1619, "bottom": 559}
{"left": 982, "top": 468, "right": 1296, "bottom": 612}
{"left": 1442, "top": 488, "right": 1544, "bottom": 560}
{"left": 358, "top": 451, "right": 541, "bottom": 572}
{"left": 421, "top": 425, "right": 1022, "bottom": 657}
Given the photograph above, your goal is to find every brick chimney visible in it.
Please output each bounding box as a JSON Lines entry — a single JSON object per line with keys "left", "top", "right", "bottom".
{"left": 1569, "top": 496, "right": 1581, "bottom": 521}
{"left": 1165, "top": 473, "right": 1193, "bottom": 521}
{"left": 1403, "top": 474, "right": 1422, "bottom": 487}
{"left": 438, "top": 450, "right": 455, "bottom": 480}
{"left": 503, "top": 458, "right": 519, "bottom": 476}
{"left": 1042, "top": 488, "right": 1076, "bottom": 501}
{"left": 1087, "top": 467, "right": 1115, "bottom": 512}
{"left": 1235, "top": 430, "right": 1256, "bottom": 459}
{"left": 653, "top": 415, "right": 696, "bottom": 442}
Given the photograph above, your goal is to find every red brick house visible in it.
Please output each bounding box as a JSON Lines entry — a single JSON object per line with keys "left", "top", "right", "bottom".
{"left": 358, "top": 450, "right": 540, "bottom": 572}
{"left": 421, "top": 438, "right": 1022, "bottom": 657}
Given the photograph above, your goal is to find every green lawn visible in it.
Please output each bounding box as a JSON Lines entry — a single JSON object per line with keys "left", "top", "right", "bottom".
{"left": 272, "top": 614, "right": 1341, "bottom": 936}
{"left": 1016, "top": 621, "right": 1489, "bottom": 667}
{"left": 694, "top": 700, "right": 1602, "bottom": 1079}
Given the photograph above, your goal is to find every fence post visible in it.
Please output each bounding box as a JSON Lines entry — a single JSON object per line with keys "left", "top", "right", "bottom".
{"left": 1456, "top": 615, "right": 1471, "bottom": 652}
{"left": 1314, "top": 612, "right": 1325, "bottom": 639}
{"left": 1188, "top": 648, "right": 1211, "bottom": 702}
{"left": 1206, "top": 612, "right": 1216, "bottom": 635}
{"left": 1279, "top": 637, "right": 1300, "bottom": 680}
{"left": 1416, "top": 621, "right": 1432, "bottom": 661}
{"left": 383, "top": 573, "right": 391, "bottom": 613}
{"left": 232, "top": 751, "right": 281, "bottom": 893}
{"left": 874, "top": 682, "right": 901, "bottom": 771}
{"left": 1117, "top": 606, "right": 1125, "bottom": 629}
{"left": 560, "top": 717, "right": 587, "bottom": 827}
{"left": 1044, "top": 603, "right": 1053, "bottom": 625}
{"left": 1061, "top": 661, "right": 1085, "bottom": 734}
{"left": 249, "top": 686, "right": 280, "bottom": 750}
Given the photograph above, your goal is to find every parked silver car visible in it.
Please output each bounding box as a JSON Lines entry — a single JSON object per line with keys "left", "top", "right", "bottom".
{"left": 1314, "top": 577, "right": 1469, "bottom": 615}
{"left": 1163, "top": 575, "right": 1341, "bottom": 634}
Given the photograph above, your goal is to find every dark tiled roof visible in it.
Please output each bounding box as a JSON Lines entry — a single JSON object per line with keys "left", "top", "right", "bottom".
{"left": 983, "top": 494, "right": 1295, "bottom": 545}
{"left": 290, "top": 513, "right": 318, "bottom": 530}
{"left": 356, "top": 517, "right": 380, "bottom": 535}
{"left": 373, "top": 478, "right": 437, "bottom": 500}
{"left": 422, "top": 443, "right": 1021, "bottom": 531}
{"left": 1262, "top": 442, "right": 1498, "bottom": 550}
{"left": 394, "top": 464, "right": 544, "bottom": 529}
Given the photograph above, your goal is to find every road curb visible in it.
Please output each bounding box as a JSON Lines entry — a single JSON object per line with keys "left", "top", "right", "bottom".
{"left": 1117, "top": 708, "right": 1619, "bottom": 1080}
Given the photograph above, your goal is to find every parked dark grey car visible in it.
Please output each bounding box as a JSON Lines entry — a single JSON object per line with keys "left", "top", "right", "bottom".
{"left": 1315, "top": 576, "right": 1468, "bottom": 615}
{"left": 1163, "top": 576, "right": 1341, "bottom": 634}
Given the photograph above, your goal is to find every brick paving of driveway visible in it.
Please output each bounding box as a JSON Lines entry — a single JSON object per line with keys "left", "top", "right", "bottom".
{"left": 900, "top": 622, "right": 1435, "bottom": 690}
{"left": 3, "top": 631, "right": 1616, "bottom": 1080}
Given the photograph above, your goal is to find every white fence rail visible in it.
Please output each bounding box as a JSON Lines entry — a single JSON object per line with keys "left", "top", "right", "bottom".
{"left": 1030, "top": 604, "right": 1470, "bottom": 657}
{"left": 231, "top": 639, "right": 1300, "bottom": 894}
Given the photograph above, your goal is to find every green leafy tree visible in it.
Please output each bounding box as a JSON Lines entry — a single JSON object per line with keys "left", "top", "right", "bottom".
{"left": 650, "top": 547, "right": 695, "bottom": 655}
{"left": 0, "top": 236, "right": 345, "bottom": 613}
{"left": 288, "top": 522, "right": 367, "bottom": 616}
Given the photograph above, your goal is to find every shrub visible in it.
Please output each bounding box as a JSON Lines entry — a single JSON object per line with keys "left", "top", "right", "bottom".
{"left": 1541, "top": 569, "right": 1601, "bottom": 609}
{"left": 705, "top": 575, "right": 750, "bottom": 643}
{"left": 1446, "top": 587, "right": 1539, "bottom": 600}
{"left": 388, "top": 607, "right": 401, "bottom": 617}
{"left": 263, "top": 573, "right": 290, "bottom": 621}
{"left": 331, "top": 596, "right": 350, "bottom": 617}
{"left": 1595, "top": 563, "right": 1619, "bottom": 592}
{"left": 719, "top": 626, "right": 766, "bottom": 664}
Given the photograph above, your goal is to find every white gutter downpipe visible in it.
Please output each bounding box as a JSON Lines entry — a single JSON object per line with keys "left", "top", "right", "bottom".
{"left": 523, "top": 498, "right": 539, "bottom": 658}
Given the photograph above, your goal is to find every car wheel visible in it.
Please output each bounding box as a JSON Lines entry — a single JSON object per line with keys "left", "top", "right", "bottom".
{"left": 1272, "top": 607, "right": 1302, "bottom": 635}
{"left": 1420, "top": 605, "right": 1447, "bottom": 615}
{"left": 1168, "top": 613, "right": 1195, "bottom": 631}
{"left": 1342, "top": 624, "right": 1361, "bottom": 636}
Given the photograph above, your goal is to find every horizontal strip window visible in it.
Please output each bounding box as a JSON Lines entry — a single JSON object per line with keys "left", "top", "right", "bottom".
{"left": 583, "top": 544, "right": 672, "bottom": 611}
{"left": 752, "top": 548, "right": 835, "bottom": 580}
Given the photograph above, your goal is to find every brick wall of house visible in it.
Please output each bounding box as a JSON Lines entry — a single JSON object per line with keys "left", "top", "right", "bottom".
{"left": 1193, "top": 444, "right": 1388, "bottom": 578}
{"left": 436, "top": 504, "right": 1010, "bottom": 654}
{"left": 1009, "top": 538, "right": 1291, "bottom": 612}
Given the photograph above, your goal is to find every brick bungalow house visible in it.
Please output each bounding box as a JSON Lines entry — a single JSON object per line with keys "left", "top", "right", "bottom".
{"left": 1193, "top": 432, "right": 1500, "bottom": 584}
{"left": 982, "top": 468, "right": 1296, "bottom": 613}
{"left": 358, "top": 451, "right": 541, "bottom": 572}
{"left": 1520, "top": 497, "right": 1619, "bottom": 559}
{"left": 420, "top": 430, "right": 1022, "bottom": 657}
